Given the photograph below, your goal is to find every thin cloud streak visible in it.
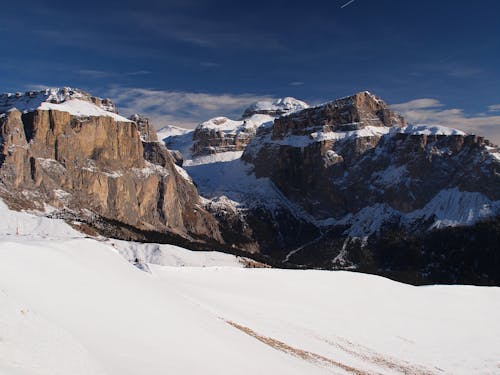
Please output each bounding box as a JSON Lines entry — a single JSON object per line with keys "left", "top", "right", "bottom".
{"left": 391, "top": 98, "right": 500, "bottom": 145}
{"left": 106, "top": 87, "right": 273, "bottom": 129}
{"left": 488, "top": 104, "right": 500, "bottom": 112}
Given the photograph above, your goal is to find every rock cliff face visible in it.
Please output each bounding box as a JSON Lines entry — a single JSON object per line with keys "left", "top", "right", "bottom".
{"left": 241, "top": 91, "right": 500, "bottom": 283}
{"left": 0, "top": 88, "right": 221, "bottom": 246}
{"left": 244, "top": 92, "right": 499, "bottom": 219}
{"left": 2, "top": 88, "right": 499, "bottom": 285}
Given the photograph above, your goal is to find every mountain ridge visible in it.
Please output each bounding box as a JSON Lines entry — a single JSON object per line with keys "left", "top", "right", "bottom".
{"left": 1, "top": 87, "right": 499, "bottom": 284}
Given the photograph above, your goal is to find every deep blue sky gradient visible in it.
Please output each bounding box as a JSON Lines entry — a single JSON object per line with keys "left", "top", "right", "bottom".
{"left": 1, "top": 0, "right": 500, "bottom": 137}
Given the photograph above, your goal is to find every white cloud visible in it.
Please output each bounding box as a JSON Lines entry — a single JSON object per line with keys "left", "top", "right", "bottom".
{"left": 105, "top": 87, "right": 273, "bottom": 129}
{"left": 488, "top": 104, "right": 500, "bottom": 112}
{"left": 391, "top": 98, "right": 500, "bottom": 145}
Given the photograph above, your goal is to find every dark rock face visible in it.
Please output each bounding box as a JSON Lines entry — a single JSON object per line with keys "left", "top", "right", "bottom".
{"left": 204, "top": 197, "right": 320, "bottom": 259}
{"left": 271, "top": 91, "right": 405, "bottom": 139}
{"left": 191, "top": 117, "right": 257, "bottom": 156}
{"left": 244, "top": 92, "right": 499, "bottom": 219}
{"left": 288, "top": 217, "right": 500, "bottom": 286}
{"left": 240, "top": 91, "right": 500, "bottom": 284}
{"left": 0, "top": 99, "right": 222, "bottom": 245}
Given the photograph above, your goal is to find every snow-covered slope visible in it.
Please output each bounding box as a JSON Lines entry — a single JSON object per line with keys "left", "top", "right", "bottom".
{"left": 0, "top": 87, "right": 130, "bottom": 122}
{"left": 242, "top": 97, "right": 309, "bottom": 117}
{"left": 1, "top": 235, "right": 499, "bottom": 374}
{"left": 156, "top": 125, "right": 191, "bottom": 141}
{"left": 1, "top": 193, "right": 499, "bottom": 374}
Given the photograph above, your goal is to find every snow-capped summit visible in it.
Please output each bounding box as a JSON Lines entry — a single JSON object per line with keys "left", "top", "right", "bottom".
{"left": 242, "top": 97, "right": 309, "bottom": 118}
{"left": 0, "top": 87, "right": 129, "bottom": 122}
{"left": 157, "top": 124, "right": 191, "bottom": 140}
{"left": 184, "top": 97, "right": 309, "bottom": 157}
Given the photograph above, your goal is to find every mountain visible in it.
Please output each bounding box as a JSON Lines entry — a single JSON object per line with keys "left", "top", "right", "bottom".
{"left": 1, "top": 87, "right": 499, "bottom": 285}
{"left": 0, "top": 88, "right": 221, "bottom": 248}
{"left": 165, "top": 91, "right": 500, "bottom": 284}
{"left": 165, "top": 97, "right": 319, "bottom": 255}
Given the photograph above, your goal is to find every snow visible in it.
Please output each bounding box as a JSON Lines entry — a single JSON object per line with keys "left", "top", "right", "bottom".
{"left": 267, "top": 123, "right": 466, "bottom": 149}
{"left": 1, "top": 235, "right": 499, "bottom": 374}
{"left": 311, "top": 125, "right": 393, "bottom": 142}
{"left": 0, "top": 198, "right": 499, "bottom": 374}
{"left": 184, "top": 150, "right": 244, "bottom": 167}
{"left": 174, "top": 164, "right": 192, "bottom": 182}
{"left": 401, "top": 124, "right": 466, "bottom": 136}
{"left": 156, "top": 125, "right": 191, "bottom": 141}
{"left": 183, "top": 154, "right": 313, "bottom": 219}
{"left": 408, "top": 187, "right": 500, "bottom": 229}
{"left": 322, "top": 188, "right": 500, "bottom": 239}
{"left": 132, "top": 161, "right": 169, "bottom": 178}
{"left": 38, "top": 99, "right": 131, "bottom": 122}
{"left": 372, "top": 165, "right": 408, "bottom": 187}
{"left": 0, "top": 87, "right": 131, "bottom": 123}
{"left": 244, "top": 97, "right": 309, "bottom": 116}
{"left": 0, "top": 200, "right": 83, "bottom": 240}
{"left": 110, "top": 239, "right": 246, "bottom": 268}
{"left": 193, "top": 114, "right": 275, "bottom": 154}
{"left": 199, "top": 116, "right": 245, "bottom": 131}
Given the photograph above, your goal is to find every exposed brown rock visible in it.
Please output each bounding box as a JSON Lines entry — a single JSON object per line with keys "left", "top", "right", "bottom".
{"left": 129, "top": 113, "right": 158, "bottom": 142}
{"left": 244, "top": 92, "right": 499, "bottom": 219}
{"left": 0, "top": 107, "right": 222, "bottom": 244}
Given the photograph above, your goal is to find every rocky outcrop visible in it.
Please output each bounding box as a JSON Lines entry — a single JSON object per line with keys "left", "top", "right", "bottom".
{"left": 0, "top": 89, "right": 222, "bottom": 246}
{"left": 129, "top": 113, "right": 158, "bottom": 142}
{"left": 0, "top": 87, "right": 117, "bottom": 113}
{"left": 191, "top": 97, "right": 309, "bottom": 156}
{"left": 241, "top": 91, "right": 500, "bottom": 282}
{"left": 244, "top": 91, "right": 499, "bottom": 219}
{"left": 242, "top": 97, "right": 309, "bottom": 118}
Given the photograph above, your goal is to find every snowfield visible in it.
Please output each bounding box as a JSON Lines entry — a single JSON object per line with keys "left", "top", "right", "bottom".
{"left": 1, "top": 203, "right": 500, "bottom": 375}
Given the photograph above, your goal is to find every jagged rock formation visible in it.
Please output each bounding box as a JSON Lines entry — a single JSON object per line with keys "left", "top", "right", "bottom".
{"left": 129, "top": 113, "right": 158, "bottom": 142}
{"left": 242, "top": 97, "right": 309, "bottom": 118}
{"left": 2, "top": 88, "right": 499, "bottom": 285}
{"left": 0, "top": 88, "right": 222, "bottom": 246}
{"left": 241, "top": 91, "right": 500, "bottom": 283}
{"left": 244, "top": 92, "right": 499, "bottom": 218}
{"left": 191, "top": 97, "right": 308, "bottom": 156}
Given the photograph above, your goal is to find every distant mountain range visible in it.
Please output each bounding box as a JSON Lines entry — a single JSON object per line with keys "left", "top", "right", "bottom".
{"left": 1, "top": 88, "right": 499, "bottom": 285}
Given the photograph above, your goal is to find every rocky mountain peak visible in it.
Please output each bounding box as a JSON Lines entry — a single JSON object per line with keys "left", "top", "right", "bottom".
{"left": 0, "top": 87, "right": 222, "bottom": 247}
{"left": 129, "top": 113, "right": 158, "bottom": 142}
{"left": 0, "top": 87, "right": 117, "bottom": 115}
{"left": 242, "top": 97, "right": 309, "bottom": 118}
{"left": 271, "top": 91, "right": 406, "bottom": 139}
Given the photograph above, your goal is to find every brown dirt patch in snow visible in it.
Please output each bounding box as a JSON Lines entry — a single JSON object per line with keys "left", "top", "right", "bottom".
{"left": 225, "top": 320, "right": 369, "bottom": 374}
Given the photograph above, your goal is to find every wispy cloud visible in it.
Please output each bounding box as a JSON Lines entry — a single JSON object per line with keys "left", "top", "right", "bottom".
{"left": 79, "top": 69, "right": 111, "bottom": 79}
{"left": 199, "top": 62, "right": 221, "bottom": 68}
{"left": 488, "top": 104, "right": 500, "bottom": 112}
{"left": 105, "top": 87, "right": 273, "bottom": 129}
{"left": 289, "top": 81, "right": 304, "bottom": 86}
{"left": 391, "top": 99, "right": 500, "bottom": 145}
{"left": 123, "top": 10, "right": 289, "bottom": 52}
{"left": 416, "top": 62, "right": 483, "bottom": 79}
{"left": 78, "top": 69, "right": 152, "bottom": 79}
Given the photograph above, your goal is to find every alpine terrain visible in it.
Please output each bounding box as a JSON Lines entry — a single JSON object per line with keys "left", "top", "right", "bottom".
{"left": 0, "top": 87, "right": 499, "bottom": 375}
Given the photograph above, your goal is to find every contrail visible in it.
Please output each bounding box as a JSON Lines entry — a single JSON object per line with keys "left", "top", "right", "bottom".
{"left": 340, "top": 0, "right": 355, "bottom": 8}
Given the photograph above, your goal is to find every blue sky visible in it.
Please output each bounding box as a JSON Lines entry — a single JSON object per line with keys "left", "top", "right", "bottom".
{"left": 1, "top": 0, "right": 499, "bottom": 142}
